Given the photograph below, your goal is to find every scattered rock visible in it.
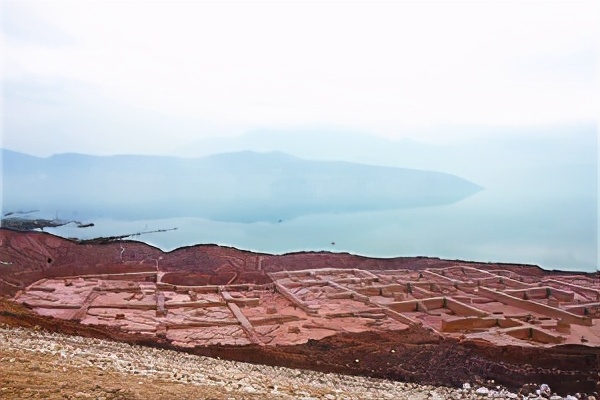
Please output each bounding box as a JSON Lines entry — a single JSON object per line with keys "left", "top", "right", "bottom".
{"left": 242, "top": 386, "right": 257, "bottom": 393}
{"left": 475, "top": 387, "right": 489, "bottom": 395}
{"left": 540, "top": 383, "right": 552, "bottom": 396}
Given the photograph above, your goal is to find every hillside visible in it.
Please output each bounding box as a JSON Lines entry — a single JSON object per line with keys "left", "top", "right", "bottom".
{"left": 0, "top": 229, "right": 598, "bottom": 395}
{"left": 1, "top": 321, "right": 529, "bottom": 399}
{"left": 1, "top": 149, "right": 482, "bottom": 223}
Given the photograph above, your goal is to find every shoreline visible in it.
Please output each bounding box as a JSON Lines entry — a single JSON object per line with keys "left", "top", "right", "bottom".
{"left": 2, "top": 227, "right": 596, "bottom": 276}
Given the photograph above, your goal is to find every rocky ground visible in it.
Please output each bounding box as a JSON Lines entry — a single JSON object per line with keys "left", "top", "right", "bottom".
{"left": 1, "top": 324, "right": 592, "bottom": 400}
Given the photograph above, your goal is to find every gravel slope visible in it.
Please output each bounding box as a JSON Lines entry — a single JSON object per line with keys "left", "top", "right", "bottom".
{"left": 0, "top": 324, "right": 529, "bottom": 400}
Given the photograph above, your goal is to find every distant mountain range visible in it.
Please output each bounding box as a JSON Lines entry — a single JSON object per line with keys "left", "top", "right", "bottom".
{"left": 174, "top": 125, "right": 597, "bottom": 182}
{"left": 1, "top": 149, "right": 482, "bottom": 223}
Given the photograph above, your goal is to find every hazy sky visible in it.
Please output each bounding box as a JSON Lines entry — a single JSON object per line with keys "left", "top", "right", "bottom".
{"left": 1, "top": 0, "right": 598, "bottom": 156}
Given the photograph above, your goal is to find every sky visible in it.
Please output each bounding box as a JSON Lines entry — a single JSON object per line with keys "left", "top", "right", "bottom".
{"left": 1, "top": 0, "right": 598, "bottom": 156}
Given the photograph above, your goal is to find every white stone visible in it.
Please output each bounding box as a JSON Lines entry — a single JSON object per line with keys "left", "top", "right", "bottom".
{"left": 540, "top": 384, "right": 551, "bottom": 396}
{"left": 242, "top": 386, "right": 257, "bottom": 393}
{"left": 475, "top": 387, "right": 489, "bottom": 395}
{"left": 463, "top": 383, "right": 472, "bottom": 390}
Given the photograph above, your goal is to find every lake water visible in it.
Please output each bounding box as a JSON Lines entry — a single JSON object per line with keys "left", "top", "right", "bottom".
{"left": 46, "top": 179, "right": 597, "bottom": 272}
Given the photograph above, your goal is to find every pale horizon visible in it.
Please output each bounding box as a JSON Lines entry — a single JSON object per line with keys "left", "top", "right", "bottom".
{"left": 2, "top": 1, "right": 598, "bottom": 157}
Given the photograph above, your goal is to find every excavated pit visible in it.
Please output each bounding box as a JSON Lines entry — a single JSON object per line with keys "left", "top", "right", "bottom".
{"left": 0, "top": 228, "right": 598, "bottom": 394}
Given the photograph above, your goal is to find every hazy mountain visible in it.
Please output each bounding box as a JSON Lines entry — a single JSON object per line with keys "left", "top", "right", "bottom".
{"left": 2, "top": 149, "right": 482, "bottom": 223}
{"left": 175, "top": 124, "right": 597, "bottom": 187}
{"left": 175, "top": 129, "right": 440, "bottom": 169}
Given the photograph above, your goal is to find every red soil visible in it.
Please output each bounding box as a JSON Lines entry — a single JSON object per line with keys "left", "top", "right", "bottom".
{"left": 0, "top": 229, "right": 598, "bottom": 394}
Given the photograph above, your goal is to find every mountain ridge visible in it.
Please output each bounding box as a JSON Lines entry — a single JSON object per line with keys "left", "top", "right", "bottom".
{"left": 2, "top": 148, "right": 482, "bottom": 223}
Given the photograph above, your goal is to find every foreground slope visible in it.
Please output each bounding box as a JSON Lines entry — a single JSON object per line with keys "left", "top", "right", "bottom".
{"left": 1, "top": 323, "right": 532, "bottom": 399}
{"left": 0, "top": 229, "right": 598, "bottom": 394}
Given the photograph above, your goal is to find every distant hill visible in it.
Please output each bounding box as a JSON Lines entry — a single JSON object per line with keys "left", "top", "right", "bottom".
{"left": 174, "top": 125, "right": 597, "bottom": 187}
{"left": 2, "top": 149, "right": 482, "bottom": 223}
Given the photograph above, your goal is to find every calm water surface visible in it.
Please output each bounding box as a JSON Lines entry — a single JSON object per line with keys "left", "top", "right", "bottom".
{"left": 46, "top": 184, "right": 596, "bottom": 272}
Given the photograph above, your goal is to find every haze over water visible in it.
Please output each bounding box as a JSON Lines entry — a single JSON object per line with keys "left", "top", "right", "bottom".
{"left": 2, "top": 2, "right": 598, "bottom": 272}
{"left": 27, "top": 126, "right": 595, "bottom": 273}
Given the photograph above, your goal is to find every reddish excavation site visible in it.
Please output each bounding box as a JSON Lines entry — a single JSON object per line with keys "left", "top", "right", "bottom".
{"left": 1, "top": 229, "right": 599, "bottom": 394}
